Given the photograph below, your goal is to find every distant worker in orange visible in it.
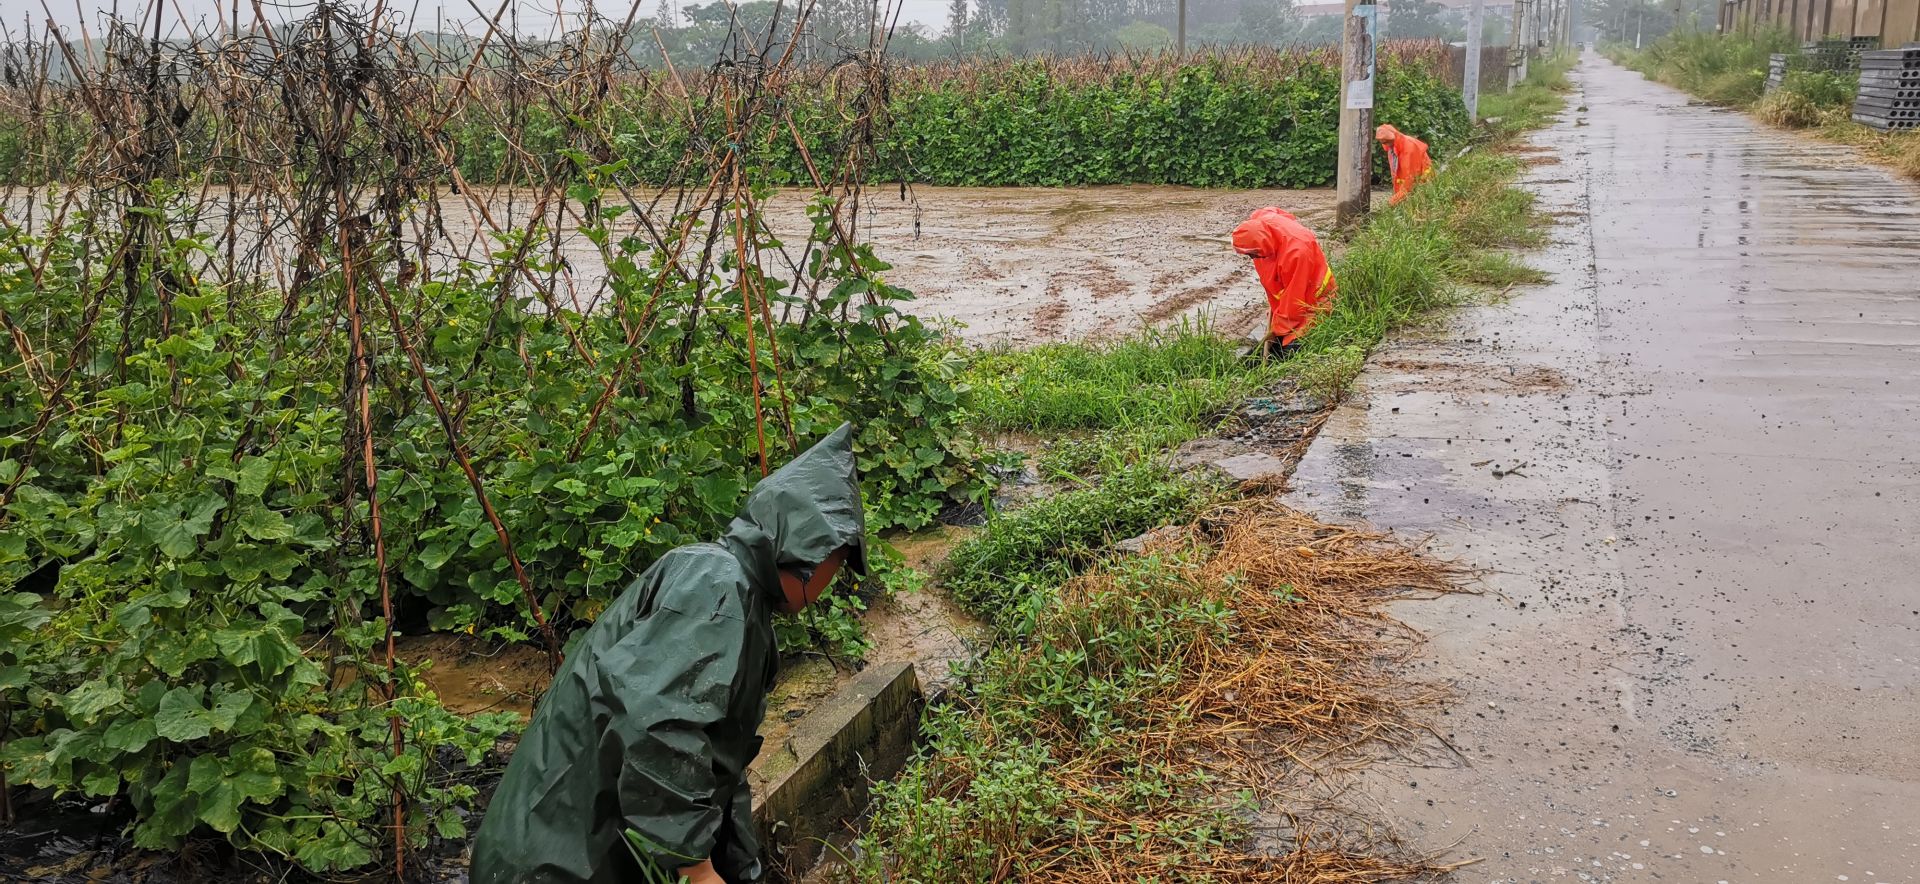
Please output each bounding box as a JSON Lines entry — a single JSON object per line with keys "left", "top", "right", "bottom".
{"left": 1375, "top": 124, "right": 1433, "bottom": 205}
{"left": 1232, "top": 206, "right": 1336, "bottom": 360}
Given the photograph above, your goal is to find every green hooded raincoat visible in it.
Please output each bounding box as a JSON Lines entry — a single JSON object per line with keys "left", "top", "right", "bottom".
{"left": 469, "top": 424, "right": 867, "bottom": 884}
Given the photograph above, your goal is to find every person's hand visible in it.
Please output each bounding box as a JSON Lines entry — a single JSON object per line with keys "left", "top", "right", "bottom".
{"left": 678, "top": 859, "right": 724, "bottom": 884}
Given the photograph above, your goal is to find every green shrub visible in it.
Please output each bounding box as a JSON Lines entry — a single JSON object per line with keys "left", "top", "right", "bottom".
{"left": 0, "top": 194, "right": 986, "bottom": 871}
{"left": 1755, "top": 69, "right": 1857, "bottom": 127}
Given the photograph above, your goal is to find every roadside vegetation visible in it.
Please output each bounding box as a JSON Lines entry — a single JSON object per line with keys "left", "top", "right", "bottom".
{"left": 0, "top": 0, "right": 1563, "bottom": 873}
{"left": 847, "top": 61, "right": 1570, "bottom": 881}
{"left": 1615, "top": 29, "right": 1920, "bottom": 180}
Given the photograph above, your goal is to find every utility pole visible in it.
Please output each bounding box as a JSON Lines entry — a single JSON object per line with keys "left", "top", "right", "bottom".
{"left": 1509, "top": 0, "right": 1528, "bottom": 88}
{"left": 1464, "top": 0, "right": 1485, "bottom": 119}
{"left": 1177, "top": 0, "right": 1186, "bottom": 55}
{"left": 1337, "top": 0, "right": 1377, "bottom": 227}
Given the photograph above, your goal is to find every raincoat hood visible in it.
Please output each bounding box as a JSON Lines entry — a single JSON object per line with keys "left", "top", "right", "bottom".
{"left": 1232, "top": 207, "right": 1298, "bottom": 257}
{"left": 722, "top": 423, "right": 868, "bottom": 601}
{"left": 1375, "top": 123, "right": 1401, "bottom": 142}
{"left": 468, "top": 424, "right": 871, "bottom": 884}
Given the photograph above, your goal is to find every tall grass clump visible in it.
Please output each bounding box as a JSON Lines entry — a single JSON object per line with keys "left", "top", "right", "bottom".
{"left": 969, "top": 320, "right": 1275, "bottom": 434}
{"left": 940, "top": 464, "right": 1216, "bottom": 633}
{"left": 1480, "top": 52, "right": 1576, "bottom": 134}
{"left": 1753, "top": 69, "right": 1859, "bottom": 127}
{"left": 1297, "top": 151, "right": 1547, "bottom": 356}
{"left": 1624, "top": 28, "right": 1797, "bottom": 105}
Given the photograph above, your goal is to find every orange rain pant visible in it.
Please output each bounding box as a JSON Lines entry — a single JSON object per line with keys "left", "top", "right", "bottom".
{"left": 1376, "top": 124, "right": 1433, "bottom": 206}
{"left": 1231, "top": 207, "right": 1337, "bottom": 345}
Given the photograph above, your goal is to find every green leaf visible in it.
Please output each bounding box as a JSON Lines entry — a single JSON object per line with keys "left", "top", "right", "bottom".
{"left": 296, "top": 822, "right": 374, "bottom": 871}
{"left": 155, "top": 686, "right": 213, "bottom": 742}
{"left": 212, "top": 625, "right": 299, "bottom": 676}
{"left": 198, "top": 778, "right": 245, "bottom": 833}
{"left": 207, "top": 690, "right": 254, "bottom": 732}
{"left": 235, "top": 508, "right": 294, "bottom": 541}
{"left": 417, "top": 543, "right": 453, "bottom": 570}
{"left": 434, "top": 808, "right": 466, "bottom": 840}
{"left": 102, "top": 716, "right": 158, "bottom": 753}
{"left": 147, "top": 497, "right": 225, "bottom": 559}
{"left": 63, "top": 680, "right": 125, "bottom": 719}
{"left": 380, "top": 751, "right": 423, "bottom": 778}
{"left": 235, "top": 456, "right": 273, "bottom": 497}
{"left": 187, "top": 753, "right": 225, "bottom": 794}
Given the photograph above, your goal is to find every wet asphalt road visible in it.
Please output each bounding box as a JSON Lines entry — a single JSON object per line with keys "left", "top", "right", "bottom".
{"left": 1286, "top": 56, "right": 1920, "bottom": 881}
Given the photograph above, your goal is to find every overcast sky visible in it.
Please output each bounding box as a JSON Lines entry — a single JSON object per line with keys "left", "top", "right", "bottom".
{"left": 0, "top": 0, "right": 952, "bottom": 41}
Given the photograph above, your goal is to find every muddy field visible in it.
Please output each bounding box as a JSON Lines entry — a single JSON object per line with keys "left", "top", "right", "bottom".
{"left": 852, "top": 186, "right": 1337, "bottom": 343}
{"left": 1, "top": 184, "right": 1330, "bottom": 345}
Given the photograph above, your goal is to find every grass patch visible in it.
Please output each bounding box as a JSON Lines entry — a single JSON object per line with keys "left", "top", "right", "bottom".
{"left": 941, "top": 463, "right": 1218, "bottom": 634}
{"left": 1617, "top": 31, "right": 1920, "bottom": 183}
{"left": 1295, "top": 149, "right": 1550, "bottom": 358}
{"left": 1479, "top": 53, "right": 1577, "bottom": 135}
{"left": 1819, "top": 121, "right": 1920, "bottom": 180}
{"left": 852, "top": 502, "right": 1465, "bottom": 882}
{"left": 964, "top": 319, "right": 1280, "bottom": 485}
{"left": 968, "top": 319, "right": 1277, "bottom": 436}
{"left": 1619, "top": 28, "right": 1795, "bottom": 106}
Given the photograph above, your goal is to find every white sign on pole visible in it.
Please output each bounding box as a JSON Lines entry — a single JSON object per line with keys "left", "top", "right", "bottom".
{"left": 1345, "top": 4, "right": 1378, "bottom": 110}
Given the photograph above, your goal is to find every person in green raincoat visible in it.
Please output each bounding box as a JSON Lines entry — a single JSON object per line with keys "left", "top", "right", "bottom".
{"left": 470, "top": 424, "right": 867, "bottom": 884}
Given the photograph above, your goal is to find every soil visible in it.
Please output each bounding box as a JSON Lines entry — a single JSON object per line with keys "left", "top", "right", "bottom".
{"left": 842, "top": 185, "right": 1337, "bottom": 344}
{"left": 1, "top": 183, "right": 1327, "bottom": 349}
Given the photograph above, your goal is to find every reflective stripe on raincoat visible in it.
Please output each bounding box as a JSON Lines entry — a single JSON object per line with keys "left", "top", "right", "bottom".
{"left": 1376, "top": 124, "right": 1433, "bottom": 206}
{"left": 1231, "top": 207, "right": 1337, "bottom": 345}
{"left": 470, "top": 424, "right": 868, "bottom": 884}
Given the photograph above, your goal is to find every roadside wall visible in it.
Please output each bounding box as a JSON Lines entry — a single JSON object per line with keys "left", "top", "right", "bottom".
{"left": 1720, "top": 0, "right": 1920, "bottom": 51}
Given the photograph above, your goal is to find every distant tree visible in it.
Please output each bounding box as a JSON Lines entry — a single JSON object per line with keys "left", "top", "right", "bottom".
{"left": 947, "top": 0, "right": 972, "bottom": 52}
{"left": 1113, "top": 19, "right": 1174, "bottom": 48}
{"left": 1297, "top": 13, "right": 1344, "bottom": 44}
{"left": 1384, "top": 0, "right": 1451, "bottom": 39}
{"left": 1238, "top": 0, "right": 1300, "bottom": 44}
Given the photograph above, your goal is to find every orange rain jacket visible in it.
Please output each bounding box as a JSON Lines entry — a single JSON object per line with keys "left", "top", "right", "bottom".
{"left": 1376, "top": 124, "right": 1433, "bottom": 206}
{"left": 1231, "top": 207, "right": 1336, "bottom": 345}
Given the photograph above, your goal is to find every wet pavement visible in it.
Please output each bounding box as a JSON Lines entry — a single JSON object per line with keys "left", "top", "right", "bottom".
{"left": 1285, "top": 56, "right": 1920, "bottom": 881}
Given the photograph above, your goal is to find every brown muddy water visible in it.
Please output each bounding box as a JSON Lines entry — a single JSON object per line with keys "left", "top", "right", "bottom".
{"left": 0, "top": 183, "right": 1331, "bottom": 345}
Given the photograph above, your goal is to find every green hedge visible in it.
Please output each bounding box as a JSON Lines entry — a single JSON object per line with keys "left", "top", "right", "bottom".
{"left": 437, "top": 56, "right": 1468, "bottom": 189}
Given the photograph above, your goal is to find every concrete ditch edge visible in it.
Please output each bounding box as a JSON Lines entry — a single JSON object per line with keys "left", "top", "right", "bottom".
{"left": 748, "top": 662, "right": 924, "bottom": 879}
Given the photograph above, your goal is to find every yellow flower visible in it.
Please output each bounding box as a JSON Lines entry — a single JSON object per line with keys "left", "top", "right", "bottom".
{"left": 448, "top": 317, "right": 459, "bottom": 327}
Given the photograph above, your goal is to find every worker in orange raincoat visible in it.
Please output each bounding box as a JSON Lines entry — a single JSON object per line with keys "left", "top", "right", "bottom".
{"left": 1231, "top": 207, "right": 1336, "bottom": 360}
{"left": 1375, "top": 124, "right": 1433, "bottom": 206}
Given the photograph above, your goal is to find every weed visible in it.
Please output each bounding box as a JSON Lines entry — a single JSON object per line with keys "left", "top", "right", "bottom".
{"left": 852, "top": 502, "right": 1465, "bottom": 882}
{"left": 1289, "top": 344, "right": 1368, "bottom": 401}
{"left": 940, "top": 464, "right": 1216, "bottom": 633}
{"left": 968, "top": 320, "right": 1275, "bottom": 435}
{"left": 1479, "top": 54, "right": 1577, "bottom": 135}
{"left": 1622, "top": 28, "right": 1796, "bottom": 106}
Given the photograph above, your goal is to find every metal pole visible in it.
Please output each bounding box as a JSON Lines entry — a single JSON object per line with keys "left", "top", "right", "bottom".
{"left": 1177, "top": 0, "right": 1187, "bottom": 55}
{"left": 1337, "top": 0, "right": 1376, "bottom": 227}
{"left": 1464, "top": 0, "right": 1485, "bottom": 119}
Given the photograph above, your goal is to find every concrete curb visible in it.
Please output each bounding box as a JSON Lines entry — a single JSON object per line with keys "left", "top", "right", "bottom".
{"left": 749, "top": 662, "right": 924, "bottom": 879}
